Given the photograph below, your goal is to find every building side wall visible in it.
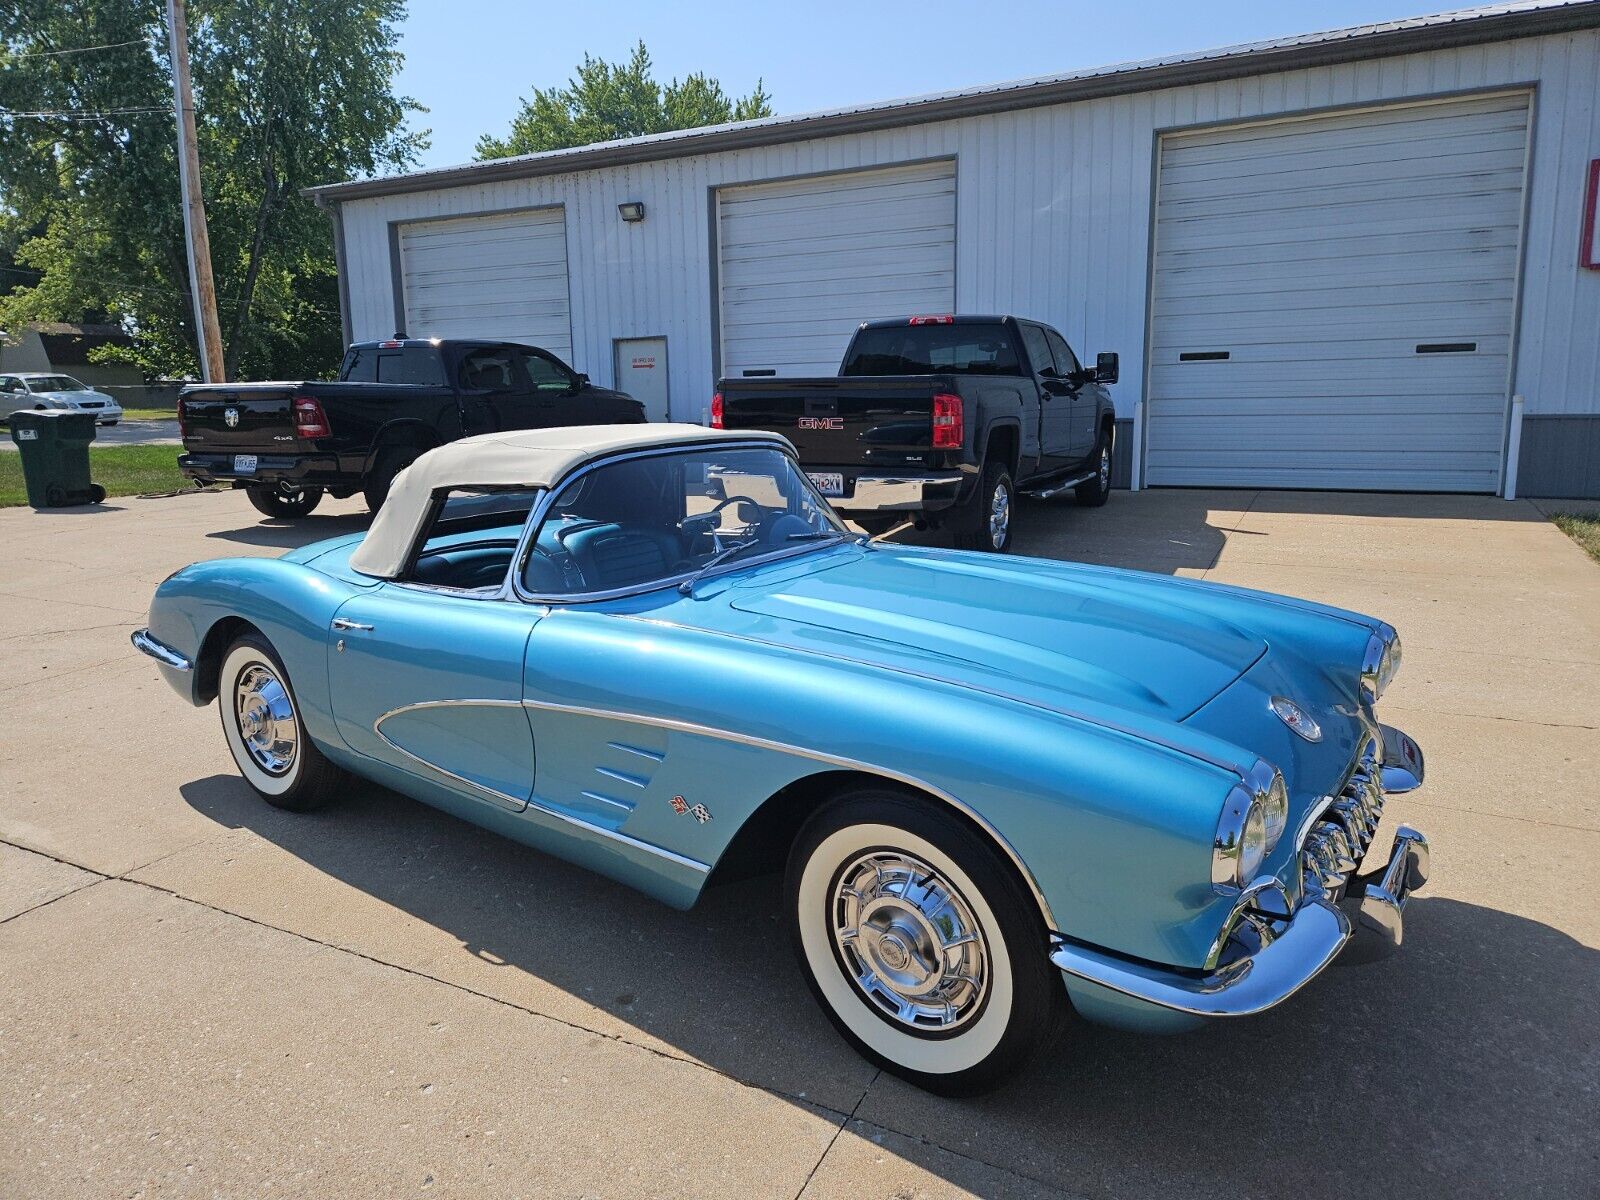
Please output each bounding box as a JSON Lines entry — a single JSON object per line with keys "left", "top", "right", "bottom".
{"left": 336, "top": 30, "right": 1600, "bottom": 481}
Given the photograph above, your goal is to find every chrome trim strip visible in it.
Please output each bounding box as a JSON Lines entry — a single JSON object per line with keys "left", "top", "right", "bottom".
{"left": 1050, "top": 898, "right": 1352, "bottom": 1017}
{"left": 518, "top": 695, "right": 1059, "bottom": 931}
{"left": 131, "top": 629, "right": 193, "bottom": 672}
{"left": 608, "top": 741, "right": 666, "bottom": 762}
{"left": 580, "top": 790, "right": 635, "bottom": 812}
{"left": 371, "top": 699, "right": 712, "bottom": 874}
{"left": 594, "top": 765, "right": 649, "bottom": 789}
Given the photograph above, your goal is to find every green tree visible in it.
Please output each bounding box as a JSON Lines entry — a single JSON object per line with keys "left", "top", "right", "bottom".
{"left": 0, "top": 0, "right": 426, "bottom": 380}
{"left": 476, "top": 41, "right": 771, "bottom": 159}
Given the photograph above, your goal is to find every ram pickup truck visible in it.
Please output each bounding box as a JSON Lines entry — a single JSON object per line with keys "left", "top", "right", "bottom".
{"left": 177, "top": 338, "right": 645, "bottom": 518}
{"left": 714, "top": 315, "right": 1118, "bottom": 552}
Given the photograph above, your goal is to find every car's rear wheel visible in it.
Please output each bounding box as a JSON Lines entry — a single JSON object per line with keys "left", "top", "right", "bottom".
{"left": 246, "top": 484, "right": 323, "bottom": 519}
{"left": 363, "top": 447, "right": 421, "bottom": 512}
{"left": 785, "top": 787, "right": 1066, "bottom": 1095}
{"left": 218, "top": 634, "right": 341, "bottom": 811}
{"left": 952, "top": 461, "right": 1014, "bottom": 553}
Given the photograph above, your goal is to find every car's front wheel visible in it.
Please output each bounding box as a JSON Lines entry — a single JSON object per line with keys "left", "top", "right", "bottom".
{"left": 218, "top": 634, "right": 342, "bottom": 811}
{"left": 786, "top": 787, "right": 1066, "bottom": 1095}
{"left": 246, "top": 484, "right": 324, "bottom": 519}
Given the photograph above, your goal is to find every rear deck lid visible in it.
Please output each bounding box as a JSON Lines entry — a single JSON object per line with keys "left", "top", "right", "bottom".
{"left": 180, "top": 384, "right": 301, "bottom": 451}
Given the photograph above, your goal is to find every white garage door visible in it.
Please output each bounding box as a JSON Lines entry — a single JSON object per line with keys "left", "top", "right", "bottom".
{"left": 1147, "top": 93, "right": 1529, "bottom": 491}
{"left": 718, "top": 161, "right": 956, "bottom": 378}
{"left": 398, "top": 207, "right": 572, "bottom": 359}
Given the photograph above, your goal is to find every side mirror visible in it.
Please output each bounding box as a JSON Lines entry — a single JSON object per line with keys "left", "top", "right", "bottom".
{"left": 1095, "top": 352, "right": 1119, "bottom": 385}
{"left": 576, "top": 372, "right": 589, "bottom": 385}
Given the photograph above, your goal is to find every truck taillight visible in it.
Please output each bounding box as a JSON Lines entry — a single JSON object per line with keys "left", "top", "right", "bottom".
{"left": 293, "top": 394, "right": 330, "bottom": 438}
{"left": 710, "top": 392, "right": 724, "bottom": 429}
{"left": 932, "top": 392, "right": 963, "bottom": 449}
{"left": 176, "top": 397, "right": 189, "bottom": 439}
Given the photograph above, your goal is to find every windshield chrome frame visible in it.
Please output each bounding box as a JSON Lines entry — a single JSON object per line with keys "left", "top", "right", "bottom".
{"left": 507, "top": 438, "right": 852, "bottom": 606}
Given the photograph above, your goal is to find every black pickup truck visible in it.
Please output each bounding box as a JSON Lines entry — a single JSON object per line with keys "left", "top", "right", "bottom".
{"left": 177, "top": 338, "right": 645, "bottom": 518}
{"left": 714, "top": 315, "right": 1118, "bottom": 552}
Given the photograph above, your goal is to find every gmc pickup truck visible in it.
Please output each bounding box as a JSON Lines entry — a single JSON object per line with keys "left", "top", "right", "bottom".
{"left": 177, "top": 338, "right": 645, "bottom": 518}
{"left": 714, "top": 315, "right": 1118, "bottom": 552}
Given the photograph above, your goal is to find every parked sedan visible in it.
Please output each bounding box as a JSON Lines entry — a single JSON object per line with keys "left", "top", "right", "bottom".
{"left": 132, "top": 424, "right": 1430, "bottom": 1094}
{"left": 1, "top": 372, "right": 124, "bottom": 424}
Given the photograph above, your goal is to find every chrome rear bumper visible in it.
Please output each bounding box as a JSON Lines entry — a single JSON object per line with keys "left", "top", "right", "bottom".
{"left": 1051, "top": 725, "right": 1429, "bottom": 1019}
{"left": 838, "top": 473, "right": 964, "bottom": 513}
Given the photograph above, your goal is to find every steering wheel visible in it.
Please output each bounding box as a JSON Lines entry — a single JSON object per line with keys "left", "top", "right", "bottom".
{"left": 703, "top": 494, "right": 766, "bottom": 551}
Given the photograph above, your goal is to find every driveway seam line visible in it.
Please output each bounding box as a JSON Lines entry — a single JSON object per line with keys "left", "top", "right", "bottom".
{"left": 109, "top": 870, "right": 861, "bottom": 1122}
{"left": 1201, "top": 489, "right": 1262, "bottom": 579}
{"left": 1396, "top": 797, "right": 1600, "bottom": 835}
{"left": 0, "top": 878, "right": 111, "bottom": 928}
{"left": 794, "top": 1069, "right": 878, "bottom": 1200}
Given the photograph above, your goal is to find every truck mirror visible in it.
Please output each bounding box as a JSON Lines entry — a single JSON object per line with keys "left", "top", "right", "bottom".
{"left": 1095, "top": 352, "right": 1119, "bottom": 384}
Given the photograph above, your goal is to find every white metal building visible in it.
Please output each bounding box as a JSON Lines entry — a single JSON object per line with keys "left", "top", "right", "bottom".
{"left": 308, "top": 2, "right": 1600, "bottom": 497}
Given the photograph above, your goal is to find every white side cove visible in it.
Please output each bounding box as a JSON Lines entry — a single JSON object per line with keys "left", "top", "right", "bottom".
{"left": 397, "top": 207, "right": 573, "bottom": 360}
{"left": 1146, "top": 92, "right": 1530, "bottom": 492}
{"left": 716, "top": 161, "right": 957, "bottom": 378}
{"left": 336, "top": 30, "right": 1600, "bottom": 473}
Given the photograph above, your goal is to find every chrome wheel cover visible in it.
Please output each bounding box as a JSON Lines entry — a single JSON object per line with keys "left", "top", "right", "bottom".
{"left": 233, "top": 662, "right": 298, "bottom": 776}
{"left": 831, "top": 851, "right": 991, "bottom": 1033}
{"left": 988, "top": 481, "right": 1011, "bottom": 548}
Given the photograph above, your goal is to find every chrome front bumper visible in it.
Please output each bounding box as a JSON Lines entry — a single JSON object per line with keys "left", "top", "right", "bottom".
{"left": 131, "top": 628, "right": 193, "bottom": 672}
{"left": 1051, "top": 724, "right": 1429, "bottom": 1019}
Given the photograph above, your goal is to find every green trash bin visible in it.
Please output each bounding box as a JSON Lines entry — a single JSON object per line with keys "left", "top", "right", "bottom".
{"left": 8, "top": 409, "right": 105, "bottom": 507}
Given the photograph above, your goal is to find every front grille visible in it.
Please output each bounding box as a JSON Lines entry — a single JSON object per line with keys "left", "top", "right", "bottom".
{"left": 1299, "top": 732, "right": 1384, "bottom": 900}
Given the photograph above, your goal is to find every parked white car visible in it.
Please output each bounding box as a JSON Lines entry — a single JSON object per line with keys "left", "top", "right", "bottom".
{"left": 1, "top": 372, "right": 123, "bottom": 424}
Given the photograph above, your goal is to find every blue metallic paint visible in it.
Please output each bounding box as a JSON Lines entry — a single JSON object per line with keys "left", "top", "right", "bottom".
{"left": 139, "top": 508, "right": 1402, "bottom": 1030}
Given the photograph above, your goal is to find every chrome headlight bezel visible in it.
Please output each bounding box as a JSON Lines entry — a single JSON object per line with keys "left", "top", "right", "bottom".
{"left": 1361, "top": 624, "right": 1402, "bottom": 705}
{"left": 1212, "top": 761, "right": 1289, "bottom": 892}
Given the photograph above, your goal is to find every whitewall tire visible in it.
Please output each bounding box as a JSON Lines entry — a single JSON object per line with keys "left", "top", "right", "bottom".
{"left": 786, "top": 788, "right": 1066, "bottom": 1094}
{"left": 218, "top": 634, "right": 340, "bottom": 811}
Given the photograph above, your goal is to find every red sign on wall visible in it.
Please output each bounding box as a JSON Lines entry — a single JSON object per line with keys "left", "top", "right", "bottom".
{"left": 1583, "top": 158, "right": 1600, "bottom": 270}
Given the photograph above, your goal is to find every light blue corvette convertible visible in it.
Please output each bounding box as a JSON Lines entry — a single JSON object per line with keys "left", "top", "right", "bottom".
{"left": 135, "top": 424, "right": 1429, "bottom": 1094}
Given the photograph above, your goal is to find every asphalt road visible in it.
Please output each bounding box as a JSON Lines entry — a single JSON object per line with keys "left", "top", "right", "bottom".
{"left": 1, "top": 487, "right": 1596, "bottom": 1198}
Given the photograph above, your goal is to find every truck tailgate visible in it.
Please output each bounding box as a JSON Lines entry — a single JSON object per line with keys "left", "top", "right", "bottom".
{"left": 718, "top": 377, "right": 936, "bottom": 466}
{"left": 180, "top": 384, "right": 301, "bottom": 452}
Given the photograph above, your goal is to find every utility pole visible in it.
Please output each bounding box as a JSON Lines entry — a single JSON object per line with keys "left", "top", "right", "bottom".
{"left": 165, "top": 0, "right": 225, "bottom": 382}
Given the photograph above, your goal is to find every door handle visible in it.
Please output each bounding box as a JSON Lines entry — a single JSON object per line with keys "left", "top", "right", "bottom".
{"left": 331, "top": 618, "right": 374, "bottom": 631}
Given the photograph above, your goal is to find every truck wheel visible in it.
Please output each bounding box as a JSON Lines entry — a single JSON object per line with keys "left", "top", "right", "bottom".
{"left": 1074, "top": 429, "right": 1113, "bottom": 508}
{"left": 246, "top": 484, "right": 323, "bottom": 519}
{"left": 786, "top": 786, "right": 1067, "bottom": 1095}
{"left": 363, "top": 448, "right": 420, "bottom": 512}
{"left": 953, "top": 461, "right": 1014, "bottom": 553}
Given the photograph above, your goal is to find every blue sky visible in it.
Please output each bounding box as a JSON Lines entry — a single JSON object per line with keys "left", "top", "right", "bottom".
{"left": 397, "top": 0, "right": 1459, "bottom": 170}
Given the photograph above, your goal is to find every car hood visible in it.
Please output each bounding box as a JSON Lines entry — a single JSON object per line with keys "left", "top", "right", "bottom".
{"left": 719, "top": 548, "right": 1266, "bottom": 722}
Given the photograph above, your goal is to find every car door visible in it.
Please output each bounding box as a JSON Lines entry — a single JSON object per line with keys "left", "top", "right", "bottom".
{"left": 517, "top": 347, "right": 585, "bottom": 426}
{"left": 1044, "top": 327, "right": 1098, "bottom": 464}
{"left": 0, "top": 376, "right": 25, "bottom": 407}
{"left": 456, "top": 345, "right": 539, "bottom": 435}
{"left": 1017, "top": 322, "right": 1074, "bottom": 476}
{"left": 326, "top": 490, "right": 543, "bottom": 812}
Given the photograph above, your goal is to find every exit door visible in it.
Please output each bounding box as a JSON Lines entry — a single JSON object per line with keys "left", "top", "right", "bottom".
{"left": 613, "top": 336, "right": 669, "bottom": 421}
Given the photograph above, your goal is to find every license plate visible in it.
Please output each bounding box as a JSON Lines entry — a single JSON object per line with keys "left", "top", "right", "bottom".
{"left": 807, "top": 471, "right": 844, "bottom": 497}
{"left": 17, "top": 428, "right": 38, "bottom": 441}
{"left": 233, "top": 454, "right": 258, "bottom": 474}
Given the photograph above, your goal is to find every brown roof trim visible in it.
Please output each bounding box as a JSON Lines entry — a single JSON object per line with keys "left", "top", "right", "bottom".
{"left": 305, "top": 2, "right": 1600, "bottom": 204}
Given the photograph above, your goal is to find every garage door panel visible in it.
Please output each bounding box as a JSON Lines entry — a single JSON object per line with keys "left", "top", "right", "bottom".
{"left": 719, "top": 162, "right": 956, "bottom": 378}
{"left": 1147, "top": 95, "right": 1526, "bottom": 493}
{"left": 398, "top": 208, "right": 572, "bottom": 359}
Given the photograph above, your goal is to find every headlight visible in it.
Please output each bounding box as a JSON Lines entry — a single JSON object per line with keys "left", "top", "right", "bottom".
{"left": 1212, "top": 762, "right": 1289, "bottom": 891}
{"left": 1361, "top": 624, "right": 1402, "bottom": 705}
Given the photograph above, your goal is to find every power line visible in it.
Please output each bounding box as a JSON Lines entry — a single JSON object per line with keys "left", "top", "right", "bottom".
{"left": 0, "top": 106, "right": 169, "bottom": 119}
{"left": 1, "top": 38, "right": 145, "bottom": 59}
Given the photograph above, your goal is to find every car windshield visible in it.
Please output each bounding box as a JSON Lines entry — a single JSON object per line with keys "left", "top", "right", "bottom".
{"left": 522, "top": 445, "right": 849, "bottom": 597}
{"left": 28, "top": 375, "right": 86, "bottom": 392}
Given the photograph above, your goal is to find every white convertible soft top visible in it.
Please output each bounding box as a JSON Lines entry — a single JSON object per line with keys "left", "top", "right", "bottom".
{"left": 349, "top": 423, "right": 794, "bottom": 579}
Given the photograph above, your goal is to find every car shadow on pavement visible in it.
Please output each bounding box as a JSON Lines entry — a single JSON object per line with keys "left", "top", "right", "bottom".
{"left": 177, "top": 771, "right": 1598, "bottom": 1199}
{"left": 204, "top": 510, "right": 372, "bottom": 549}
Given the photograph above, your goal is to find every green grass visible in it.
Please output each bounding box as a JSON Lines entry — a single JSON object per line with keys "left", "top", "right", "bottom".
{"left": 0, "top": 443, "right": 192, "bottom": 507}
{"left": 1551, "top": 512, "right": 1600, "bottom": 565}
{"left": 116, "top": 407, "right": 180, "bottom": 422}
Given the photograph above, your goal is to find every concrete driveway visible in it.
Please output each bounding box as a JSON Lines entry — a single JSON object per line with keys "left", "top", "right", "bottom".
{"left": 2, "top": 488, "right": 1596, "bottom": 1198}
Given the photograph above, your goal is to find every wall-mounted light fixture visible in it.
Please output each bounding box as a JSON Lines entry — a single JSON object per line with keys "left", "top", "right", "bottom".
{"left": 618, "top": 201, "right": 646, "bottom": 223}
